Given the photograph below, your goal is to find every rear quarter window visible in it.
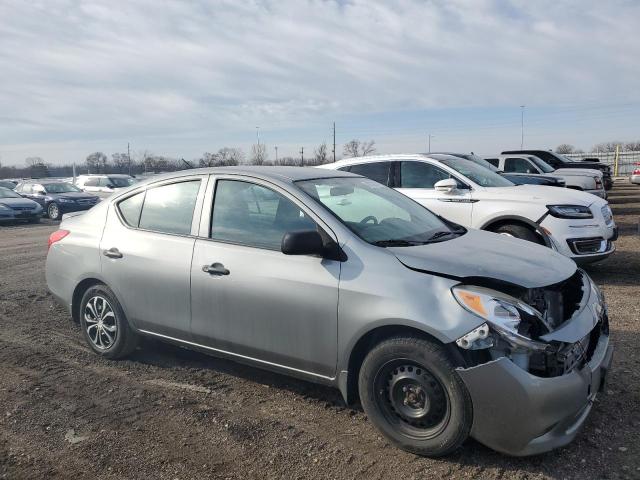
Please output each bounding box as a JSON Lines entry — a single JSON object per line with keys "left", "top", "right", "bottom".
{"left": 117, "top": 192, "right": 145, "bottom": 227}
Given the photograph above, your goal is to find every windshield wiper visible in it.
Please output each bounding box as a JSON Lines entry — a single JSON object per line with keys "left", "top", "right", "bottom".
{"left": 372, "top": 239, "right": 425, "bottom": 247}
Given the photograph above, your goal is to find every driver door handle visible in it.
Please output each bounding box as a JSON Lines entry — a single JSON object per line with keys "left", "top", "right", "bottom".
{"left": 202, "top": 262, "right": 230, "bottom": 276}
{"left": 103, "top": 248, "right": 123, "bottom": 259}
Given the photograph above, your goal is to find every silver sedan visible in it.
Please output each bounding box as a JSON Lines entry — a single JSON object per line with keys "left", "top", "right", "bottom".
{"left": 46, "top": 166, "right": 613, "bottom": 457}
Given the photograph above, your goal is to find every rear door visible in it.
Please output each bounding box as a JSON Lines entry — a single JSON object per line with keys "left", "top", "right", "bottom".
{"left": 100, "top": 176, "right": 207, "bottom": 337}
{"left": 395, "top": 160, "right": 473, "bottom": 225}
{"left": 190, "top": 175, "right": 340, "bottom": 378}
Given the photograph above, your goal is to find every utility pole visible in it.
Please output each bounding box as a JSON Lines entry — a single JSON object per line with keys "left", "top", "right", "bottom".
{"left": 127, "top": 142, "right": 131, "bottom": 176}
{"left": 332, "top": 121, "right": 336, "bottom": 162}
{"left": 300, "top": 147, "right": 304, "bottom": 166}
{"left": 256, "top": 126, "right": 260, "bottom": 146}
{"left": 520, "top": 105, "right": 525, "bottom": 149}
{"left": 275, "top": 146, "right": 278, "bottom": 162}
{"left": 427, "top": 134, "right": 434, "bottom": 153}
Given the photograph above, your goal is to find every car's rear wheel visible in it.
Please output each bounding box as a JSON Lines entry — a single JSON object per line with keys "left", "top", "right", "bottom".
{"left": 493, "top": 223, "right": 542, "bottom": 244}
{"left": 47, "top": 202, "right": 61, "bottom": 220}
{"left": 79, "top": 285, "right": 138, "bottom": 359}
{"left": 358, "top": 336, "right": 472, "bottom": 457}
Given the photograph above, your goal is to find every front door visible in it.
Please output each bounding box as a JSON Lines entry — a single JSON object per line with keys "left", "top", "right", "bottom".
{"left": 395, "top": 160, "right": 474, "bottom": 226}
{"left": 190, "top": 177, "right": 340, "bottom": 378}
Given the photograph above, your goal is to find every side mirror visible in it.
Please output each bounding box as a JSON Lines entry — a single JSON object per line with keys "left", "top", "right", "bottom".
{"left": 281, "top": 230, "right": 324, "bottom": 256}
{"left": 434, "top": 178, "right": 458, "bottom": 193}
{"left": 105, "top": 184, "right": 115, "bottom": 189}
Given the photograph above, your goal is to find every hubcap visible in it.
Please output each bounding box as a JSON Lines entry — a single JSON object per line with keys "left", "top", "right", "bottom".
{"left": 49, "top": 204, "right": 58, "bottom": 218}
{"left": 375, "top": 361, "right": 450, "bottom": 438}
{"left": 84, "top": 295, "right": 117, "bottom": 349}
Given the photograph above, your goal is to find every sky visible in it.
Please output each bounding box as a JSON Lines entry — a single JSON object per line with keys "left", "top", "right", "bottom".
{"left": 1, "top": 0, "right": 639, "bottom": 166}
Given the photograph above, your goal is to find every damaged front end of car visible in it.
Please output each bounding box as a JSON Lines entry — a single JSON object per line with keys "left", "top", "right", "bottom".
{"left": 451, "top": 269, "right": 613, "bottom": 456}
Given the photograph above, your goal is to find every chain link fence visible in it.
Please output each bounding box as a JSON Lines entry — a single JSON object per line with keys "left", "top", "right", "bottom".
{"left": 565, "top": 151, "right": 640, "bottom": 176}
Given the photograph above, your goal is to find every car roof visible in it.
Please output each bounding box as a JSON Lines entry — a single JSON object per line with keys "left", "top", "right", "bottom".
{"left": 136, "top": 166, "right": 357, "bottom": 184}
{"left": 327, "top": 153, "right": 464, "bottom": 168}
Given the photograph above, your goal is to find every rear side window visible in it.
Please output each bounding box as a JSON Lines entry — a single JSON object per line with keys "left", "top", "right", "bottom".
{"left": 347, "top": 162, "right": 391, "bottom": 185}
{"left": 84, "top": 178, "right": 99, "bottom": 187}
{"left": 117, "top": 192, "right": 145, "bottom": 227}
{"left": 400, "top": 161, "right": 451, "bottom": 188}
{"left": 211, "top": 180, "right": 316, "bottom": 250}
{"left": 138, "top": 180, "right": 201, "bottom": 235}
{"left": 485, "top": 158, "right": 500, "bottom": 168}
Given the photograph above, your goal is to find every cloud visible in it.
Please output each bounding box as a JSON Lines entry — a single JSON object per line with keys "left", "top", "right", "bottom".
{"left": 0, "top": 0, "right": 639, "bottom": 163}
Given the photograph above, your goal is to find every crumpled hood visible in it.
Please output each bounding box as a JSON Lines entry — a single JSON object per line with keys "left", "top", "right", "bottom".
{"left": 0, "top": 197, "right": 40, "bottom": 209}
{"left": 389, "top": 229, "right": 576, "bottom": 289}
{"left": 484, "top": 185, "right": 601, "bottom": 207}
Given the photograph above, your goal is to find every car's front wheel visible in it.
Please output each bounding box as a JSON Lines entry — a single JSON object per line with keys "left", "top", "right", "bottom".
{"left": 47, "top": 202, "right": 61, "bottom": 220}
{"left": 79, "top": 285, "right": 138, "bottom": 359}
{"left": 493, "top": 223, "right": 542, "bottom": 244}
{"left": 358, "top": 336, "right": 472, "bottom": 457}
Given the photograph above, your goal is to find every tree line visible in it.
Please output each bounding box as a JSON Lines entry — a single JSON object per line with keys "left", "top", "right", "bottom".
{"left": 0, "top": 139, "right": 376, "bottom": 179}
{"left": 555, "top": 140, "right": 640, "bottom": 155}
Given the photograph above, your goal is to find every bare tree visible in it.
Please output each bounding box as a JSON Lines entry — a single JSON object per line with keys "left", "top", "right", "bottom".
{"left": 555, "top": 144, "right": 575, "bottom": 154}
{"left": 25, "top": 156, "right": 44, "bottom": 167}
{"left": 313, "top": 142, "right": 329, "bottom": 165}
{"left": 250, "top": 144, "right": 268, "bottom": 165}
{"left": 591, "top": 142, "right": 621, "bottom": 153}
{"left": 624, "top": 141, "right": 640, "bottom": 151}
{"left": 111, "top": 153, "right": 130, "bottom": 173}
{"left": 216, "top": 147, "right": 244, "bottom": 166}
{"left": 343, "top": 139, "right": 376, "bottom": 158}
{"left": 86, "top": 152, "right": 108, "bottom": 173}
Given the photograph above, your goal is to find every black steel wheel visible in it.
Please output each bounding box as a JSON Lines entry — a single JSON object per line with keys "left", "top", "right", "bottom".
{"left": 359, "top": 336, "right": 472, "bottom": 457}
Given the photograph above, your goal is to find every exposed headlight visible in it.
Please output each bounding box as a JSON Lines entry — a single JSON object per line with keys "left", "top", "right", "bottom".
{"left": 547, "top": 204, "right": 593, "bottom": 219}
{"left": 452, "top": 285, "right": 548, "bottom": 351}
{"left": 57, "top": 198, "right": 75, "bottom": 203}
{"left": 0, "top": 204, "right": 11, "bottom": 211}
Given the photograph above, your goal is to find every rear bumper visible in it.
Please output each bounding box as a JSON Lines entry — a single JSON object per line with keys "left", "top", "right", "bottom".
{"left": 630, "top": 175, "right": 640, "bottom": 185}
{"left": 58, "top": 203, "right": 97, "bottom": 214}
{"left": 457, "top": 335, "right": 613, "bottom": 456}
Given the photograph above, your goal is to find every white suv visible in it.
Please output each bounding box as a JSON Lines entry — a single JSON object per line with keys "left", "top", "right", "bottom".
{"left": 75, "top": 174, "right": 137, "bottom": 198}
{"left": 318, "top": 154, "right": 617, "bottom": 264}
{"left": 484, "top": 154, "right": 606, "bottom": 198}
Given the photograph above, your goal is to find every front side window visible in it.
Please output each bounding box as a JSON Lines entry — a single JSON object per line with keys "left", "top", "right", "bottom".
{"left": 211, "top": 180, "right": 316, "bottom": 250}
{"left": 109, "top": 177, "right": 136, "bottom": 187}
{"left": 138, "top": 180, "right": 201, "bottom": 235}
{"left": 347, "top": 162, "right": 391, "bottom": 185}
{"left": 438, "top": 158, "right": 514, "bottom": 188}
{"left": 504, "top": 158, "right": 538, "bottom": 174}
{"left": 84, "top": 178, "right": 99, "bottom": 187}
{"left": 297, "top": 177, "right": 462, "bottom": 246}
{"left": 400, "top": 161, "right": 455, "bottom": 189}
{"left": 527, "top": 156, "right": 555, "bottom": 173}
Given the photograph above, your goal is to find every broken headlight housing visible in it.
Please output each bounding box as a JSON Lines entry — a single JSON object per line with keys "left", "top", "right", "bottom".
{"left": 452, "top": 285, "right": 549, "bottom": 352}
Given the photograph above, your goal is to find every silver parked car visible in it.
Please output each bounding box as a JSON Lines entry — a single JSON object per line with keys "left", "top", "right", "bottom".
{"left": 46, "top": 167, "right": 613, "bottom": 457}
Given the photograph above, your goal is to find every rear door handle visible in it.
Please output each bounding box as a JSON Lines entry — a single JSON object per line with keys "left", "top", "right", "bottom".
{"left": 103, "top": 248, "right": 123, "bottom": 259}
{"left": 202, "top": 262, "right": 230, "bottom": 276}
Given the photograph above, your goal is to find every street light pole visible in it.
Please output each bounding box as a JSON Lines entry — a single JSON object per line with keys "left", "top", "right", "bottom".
{"left": 520, "top": 105, "right": 525, "bottom": 149}
{"left": 427, "top": 134, "right": 434, "bottom": 153}
{"left": 275, "top": 146, "right": 278, "bottom": 162}
{"left": 256, "top": 126, "right": 260, "bottom": 146}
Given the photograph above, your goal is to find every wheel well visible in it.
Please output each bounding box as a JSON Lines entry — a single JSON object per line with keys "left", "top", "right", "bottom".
{"left": 71, "top": 278, "right": 104, "bottom": 323}
{"left": 483, "top": 218, "right": 544, "bottom": 242}
{"left": 344, "top": 325, "right": 461, "bottom": 406}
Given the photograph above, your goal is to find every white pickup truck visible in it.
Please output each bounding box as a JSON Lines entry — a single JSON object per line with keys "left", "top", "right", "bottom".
{"left": 484, "top": 154, "right": 606, "bottom": 198}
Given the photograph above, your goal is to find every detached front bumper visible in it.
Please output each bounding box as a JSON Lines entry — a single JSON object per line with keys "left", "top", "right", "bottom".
{"left": 457, "top": 331, "right": 612, "bottom": 456}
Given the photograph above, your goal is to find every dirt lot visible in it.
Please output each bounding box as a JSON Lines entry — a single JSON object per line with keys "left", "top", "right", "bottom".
{"left": 1, "top": 183, "right": 639, "bottom": 480}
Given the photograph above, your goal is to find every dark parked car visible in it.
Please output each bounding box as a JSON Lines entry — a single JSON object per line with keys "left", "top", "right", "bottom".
{"left": 431, "top": 152, "right": 566, "bottom": 187}
{"left": 0, "top": 187, "right": 43, "bottom": 223}
{"left": 14, "top": 181, "right": 100, "bottom": 220}
{"left": 0, "top": 180, "right": 17, "bottom": 190}
{"left": 502, "top": 150, "right": 613, "bottom": 190}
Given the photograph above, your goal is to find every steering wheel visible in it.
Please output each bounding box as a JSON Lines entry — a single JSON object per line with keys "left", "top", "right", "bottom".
{"left": 360, "top": 215, "right": 379, "bottom": 225}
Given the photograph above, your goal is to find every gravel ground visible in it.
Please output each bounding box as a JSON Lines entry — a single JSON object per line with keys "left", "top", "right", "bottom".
{"left": 0, "top": 182, "right": 639, "bottom": 480}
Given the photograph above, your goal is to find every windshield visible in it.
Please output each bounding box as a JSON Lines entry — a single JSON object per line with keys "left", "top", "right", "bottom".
{"left": 296, "top": 177, "right": 463, "bottom": 246}
{"left": 0, "top": 187, "right": 21, "bottom": 199}
{"left": 109, "top": 177, "right": 136, "bottom": 187}
{"left": 461, "top": 153, "right": 501, "bottom": 172}
{"left": 44, "top": 183, "right": 82, "bottom": 193}
{"left": 438, "top": 158, "right": 514, "bottom": 187}
{"left": 527, "top": 156, "right": 555, "bottom": 173}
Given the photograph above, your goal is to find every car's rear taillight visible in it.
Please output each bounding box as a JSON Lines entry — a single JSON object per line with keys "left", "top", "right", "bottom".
{"left": 48, "top": 229, "right": 69, "bottom": 250}
{"left": 633, "top": 169, "right": 640, "bottom": 175}
{"left": 595, "top": 178, "right": 603, "bottom": 189}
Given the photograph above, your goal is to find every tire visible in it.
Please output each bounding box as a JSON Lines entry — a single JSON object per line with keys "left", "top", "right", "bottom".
{"left": 493, "top": 223, "right": 542, "bottom": 244}
{"left": 358, "top": 336, "right": 472, "bottom": 457}
{"left": 47, "top": 202, "right": 61, "bottom": 220}
{"left": 79, "top": 284, "right": 138, "bottom": 359}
